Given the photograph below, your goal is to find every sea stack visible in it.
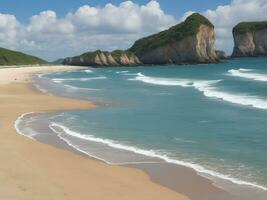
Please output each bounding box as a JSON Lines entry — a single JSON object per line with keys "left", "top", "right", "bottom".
{"left": 129, "top": 13, "right": 219, "bottom": 64}
{"left": 232, "top": 21, "right": 267, "bottom": 57}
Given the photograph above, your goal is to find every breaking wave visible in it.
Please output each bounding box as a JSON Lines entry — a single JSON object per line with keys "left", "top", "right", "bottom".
{"left": 228, "top": 68, "right": 267, "bottom": 82}
{"left": 132, "top": 73, "right": 267, "bottom": 110}
{"left": 48, "top": 122, "right": 267, "bottom": 191}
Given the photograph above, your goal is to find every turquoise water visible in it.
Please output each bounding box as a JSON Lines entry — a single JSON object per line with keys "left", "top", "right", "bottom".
{"left": 29, "top": 58, "right": 267, "bottom": 195}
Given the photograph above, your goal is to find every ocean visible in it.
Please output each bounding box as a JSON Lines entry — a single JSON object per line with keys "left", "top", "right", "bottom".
{"left": 16, "top": 57, "right": 267, "bottom": 199}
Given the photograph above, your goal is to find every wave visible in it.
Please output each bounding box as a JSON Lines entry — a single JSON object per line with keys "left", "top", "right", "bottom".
{"left": 52, "top": 76, "right": 107, "bottom": 83}
{"left": 62, "top": 84, "right": 102, "bottom": 91}
{"left": 33, "top": 81, "right": 49, "bottom": 94}
{"left": 228, "top": 68, "right": 267, "bottom": 82}
{"left": 133, "top": 72, "right": 193, "bottom": 86}
{"left": 84, "top": 69, "right": 94, "bottom": 73}
{"left": 14, "top": 112, "right": 38, "bottom": 140}
{"left": 132, "top": 73, "right": 267, "bottom": 110}
{"left": 48, "top": 122, "right": 267, "bottom": 191}
{"left": 116, "top": 70, "right": 129, "bottom": 74}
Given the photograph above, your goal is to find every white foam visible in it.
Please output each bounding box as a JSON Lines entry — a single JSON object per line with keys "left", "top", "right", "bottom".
{"left": 132, "top": 73, "right": 267, "bottom": 110}
{"left": 194, "top": 82, "right": 267, "bottom": 110}
{"left": 84, "top": 69, "right": 94, "bottom": 73}
{"left": 33, "top": 82, "right": 49, "bottom": 94}
{"left": 14, "top": 112, "right": 38, "bottom": 140}
{"left": 49, "top": 122, "right": 267, "bottom": 191}
{"left": 116, "top": 70, "right": 129, "bottom": 74}
{"left": 133, "top": 72, "right": 193, "bottom": 86}
{"left": 62, "top": 84, "right": 101, "bottom": 91}
{"left": 52, "top": 76, "right": 107, "bottom": 83}
{"left": 228, "top": 68, "right": 267, "bottom": 82}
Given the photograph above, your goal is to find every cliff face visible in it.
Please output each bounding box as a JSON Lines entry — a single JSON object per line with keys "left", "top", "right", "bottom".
{"left": 63, "top": 50, "right": 142, "bottom": 67}
{"left": 64, "top": 13, "right": 221, "bottom": 67}
{"left": 232, "top": 22, "right": 267, "bottom": 57}
{"left": 129, "top": 13, "right": 219, "bottom": 64}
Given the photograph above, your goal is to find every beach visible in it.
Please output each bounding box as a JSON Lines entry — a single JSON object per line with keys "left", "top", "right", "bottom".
{"left": 0, "top": 65, "right": 189, "bottom": 200}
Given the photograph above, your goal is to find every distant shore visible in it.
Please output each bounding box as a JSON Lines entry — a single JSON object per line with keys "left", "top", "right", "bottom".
{"left": 0, "top": 65, "right": 188, "bottom": 200}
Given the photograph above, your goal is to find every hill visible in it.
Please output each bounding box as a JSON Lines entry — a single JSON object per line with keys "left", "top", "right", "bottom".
{"left": 0, "top": 47, "right": 47, "bottom": 66}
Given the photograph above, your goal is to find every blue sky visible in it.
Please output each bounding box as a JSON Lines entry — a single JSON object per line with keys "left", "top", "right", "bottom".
{"left": 0, "top": 0, "right": 266, "bottom": 61}
{"left": 0, "top": 0, "right": 230, "bottom": 23}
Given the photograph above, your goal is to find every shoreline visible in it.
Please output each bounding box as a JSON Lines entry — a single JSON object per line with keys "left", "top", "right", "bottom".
{"left": 31, "top": 66, "right": 267, "bottom": 193}
{"left": 15, "top": 108, "right": 227, "bottom": 200}
{"left": 0, "top": 65, "right": 188, "bottom": 200}
{"left": 5, "top": 65, "right": 267, "bottom": 200}
{"left": 29, "top": 66, "right": 229, "bottom": 199}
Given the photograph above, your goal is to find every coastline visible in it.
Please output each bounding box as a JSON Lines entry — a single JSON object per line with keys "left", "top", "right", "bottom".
{"left": 0, "top": 65, "right": 189, "bottom": 200}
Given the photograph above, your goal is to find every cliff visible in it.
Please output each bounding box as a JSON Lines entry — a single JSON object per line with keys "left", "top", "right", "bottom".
{"left": 129, "top": 13, "right": 219, "bottom": 64}
{"left": 0, "top": 47, "right": 47, "bottom": 66}
{"left": 232, "top": 21, "right": 267, "bottom": 57}
{"left": 63, "top": 50, "right": 142, "bottom": 67}
{"left": 64, "top": 13, "right": 220, "bottom": 67}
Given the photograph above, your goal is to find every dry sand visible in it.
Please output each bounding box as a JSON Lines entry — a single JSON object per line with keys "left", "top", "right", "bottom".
{"left": 0, "top": 65, "right": 189, "bottom": 200}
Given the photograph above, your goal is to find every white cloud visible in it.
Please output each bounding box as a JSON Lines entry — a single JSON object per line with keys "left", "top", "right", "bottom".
{"left": 0, "top": 13, "right": 21, "bottom": 48}
{"left": 0, "top": 0, "right": 176, "bottom": 61}
{"left": 203, "top": 0, "right": 267, "bottom": 54}
{"left": 27, "top": 11, "right": 74, "bottom": 34}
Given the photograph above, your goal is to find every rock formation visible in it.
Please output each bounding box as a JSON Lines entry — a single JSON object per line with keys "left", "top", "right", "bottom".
{"left": 63, "top": 50, "right": 142, "bottom": 67}
{"left": 232, "top": 21, "right": 267, "bottom": 57}
{"left": 64, "top": 13, "right": 221, "bottom": 67}
{"left": 129, "top": 13, "right": 219, "bottom": 64}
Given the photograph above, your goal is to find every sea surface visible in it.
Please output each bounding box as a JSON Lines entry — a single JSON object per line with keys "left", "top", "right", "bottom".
{"left": 16, "top": 58, "right": 267, "bottom": 199}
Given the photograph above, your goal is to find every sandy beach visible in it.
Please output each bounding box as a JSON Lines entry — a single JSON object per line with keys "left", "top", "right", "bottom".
{"left": 0, "top": 65, "right": 189, "bottom": 200}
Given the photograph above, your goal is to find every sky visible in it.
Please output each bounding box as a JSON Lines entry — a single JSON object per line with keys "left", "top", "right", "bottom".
{"left": 0, "top": 0, "right": 266, "bottom": 61}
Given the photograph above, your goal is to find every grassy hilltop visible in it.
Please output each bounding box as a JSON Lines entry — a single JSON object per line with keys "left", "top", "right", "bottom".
{"left": 0, "top": 47, "right": 47, "bottom": 66}
{"left": 233, "top": 21, "right": 267, "bottom": 34}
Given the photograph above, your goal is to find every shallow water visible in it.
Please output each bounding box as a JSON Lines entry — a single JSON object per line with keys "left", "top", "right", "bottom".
{"left": 18, "top": 57, "right": 267, "bottom": 199}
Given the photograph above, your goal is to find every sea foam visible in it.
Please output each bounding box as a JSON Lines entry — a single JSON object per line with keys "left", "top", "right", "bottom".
{"left": 84, "top": 69, "right": 94, "bottom": 73}
{"left": 116, "top": 70, "right": 129, "bottom": 74}
{"left": 14, "top": 112, "right": 38, "bottom": 140}
{"left": 132, "top": 73, "right": 267, "bottom": 110}
{"left": 48, "top": 122, "right": 267, "bottom": 191}
{"left": 228, "top": 68, "right": 267, "bottom": 82}
{"left": 52, "top": 76, "right": 107, "bottom": 83}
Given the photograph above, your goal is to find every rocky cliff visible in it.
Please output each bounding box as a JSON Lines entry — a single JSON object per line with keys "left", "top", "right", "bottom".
{"left": 232, "top": 21, "right": 267, "bottom": 57}
{"left": 129, "top": 13, "right": 219, "bottom": 64}
{"left": 64, "top": 13, "right": 221, "bottom": 67}
{"left": 63, "top": 50, "right": 141, "bottom": 67}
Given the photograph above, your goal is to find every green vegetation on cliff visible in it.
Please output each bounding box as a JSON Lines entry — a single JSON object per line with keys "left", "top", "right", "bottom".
{"left": 111, "top": 50, "right": 135, "bottom": 59}
{"left": 71, "top": 49, "right": 134, "bottom": 60}
{"left": 233, "top": 21, "right": 267, "bottom": 34}
{"left": 0, "top": 47, "right": 47, "bottom": 66}
{"left": 129, "top": 13, "right": 214, "bottom": 56}
{"left": 78, "top": 50, "right": 104, "bottom": 59}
